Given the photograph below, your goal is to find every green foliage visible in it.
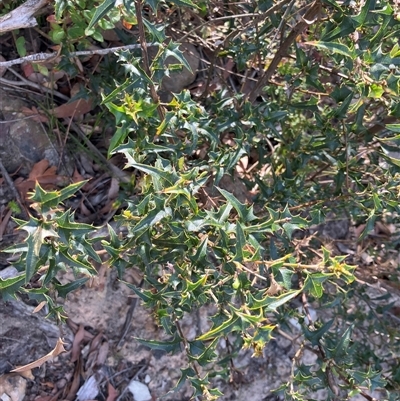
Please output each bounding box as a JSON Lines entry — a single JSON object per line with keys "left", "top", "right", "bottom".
{"left": 1, "top": 0, "right": 400, "bottom": 400}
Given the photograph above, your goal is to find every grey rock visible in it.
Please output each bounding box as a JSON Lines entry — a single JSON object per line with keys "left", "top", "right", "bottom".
{"left": 149, "top": 42, "right": 199, "bottom": 102}
{"left": 0, "top": 88, "right": 69, "bottom": 175}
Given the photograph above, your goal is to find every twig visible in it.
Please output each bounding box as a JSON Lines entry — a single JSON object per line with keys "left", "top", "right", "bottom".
{"left": 0, "top": 158, "right": 29, "bottom": 219}
{"left": 134, "top": 0, "right": 165, "bottom": 121}
{"left": 0, "top": 68, "right": 70, "bottom": 101}
{"left": 179, "top": 0, "right": 293, "bottom": 43}
{"left": 0, "top": 43, "right": 157, "bottom": 69}
{"left": 248, "top": 0, "right": 322, "bottom": 103}
{"left": 116, "top": 279, "right": 143, "bottom": 349}
{"left": 115, "top": 364, "right": 148, "bottom": 401}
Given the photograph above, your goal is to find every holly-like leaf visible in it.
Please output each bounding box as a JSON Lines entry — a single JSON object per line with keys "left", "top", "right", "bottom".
{"left": 0, "top": 273, "right": 25, "bottom": 300}
{"left": 85, "top": 0, "right": 115, "bottom": 33}
{"left": 304, "top": 273, "right": 332, "bottom": 298}
{"left": 217, "top": 188, "right": 257, "bottom": 222}
{"left": 248, "top": 289, "right": 301, "bottom": 311}
{"left": 196, "top": 313, "right": 240, "bottom": 341}
{"left": 136, "top": 334, "right": 182, "bottom": 353}
{"left": 55, "top": 277, "right": 89, "bottom": 298}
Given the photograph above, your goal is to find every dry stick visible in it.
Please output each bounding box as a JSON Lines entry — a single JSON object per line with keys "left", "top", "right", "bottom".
{"left": 0, "top": 157, "right": 29, "bottom": 219}
{"left": 134, "top": 0, "right": 165, "bottom": 121}
{"left": 0, "top": 0, "right": 49, "bottom": 33}
{"left": 0, "top": 43, "right": 157, "bottom": 69}
{"left": 0, "top": 68, "right": 70, "bottom": 101}
{"left": 248, "top": 0, "right": 322, "bottom": 103}
{"left": 116, "top": 279, "right": 144, "bottom": 349}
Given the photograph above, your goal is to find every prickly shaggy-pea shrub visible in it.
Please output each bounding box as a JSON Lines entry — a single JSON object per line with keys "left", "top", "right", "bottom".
{"left": 1, "top": 0, "right": 400, "bottom": 400}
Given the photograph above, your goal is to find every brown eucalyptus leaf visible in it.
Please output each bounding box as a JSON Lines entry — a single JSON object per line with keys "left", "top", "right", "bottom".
{"left": 11, "top": 338, "right": 66, "bottom": 373}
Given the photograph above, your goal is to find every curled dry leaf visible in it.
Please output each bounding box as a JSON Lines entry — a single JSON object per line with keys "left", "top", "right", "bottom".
{"left": 28, "top": 159, "right": 53, "bottom": 180}
{"left": 71, "top": 324, "right": 86, "bottom": 363}
{"left": 106, "top": 382, "right": 119, "bottom": 401}
{"left": 15, "top": 159, "right": 70, "bottom": 201}
{"left": 32, "top": 300, "right": 47, "bottom": 313}
{"left": 11, "top": 338, "right": 66, "bottom": 373}
{"left": 265, "top": 274, "right": 283, "bottom": 296}
{"left": 53, "top": 98, "right": 93, "bottom": 119}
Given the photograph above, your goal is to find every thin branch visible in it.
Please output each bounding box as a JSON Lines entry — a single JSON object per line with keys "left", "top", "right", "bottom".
{"left": 179, "top": 0, "right": 293, "bottom": 43}
{"left": 134, "top": 0, "right": 165, "bottom": 121}
{"left": 0, "top": 68, "right": 70, "bottom": 101}
{"left": 0, "top": 43, "right": 157, "bottom": 69}
{"left": 248, "top": 0, "right": 322, "bottom": 103}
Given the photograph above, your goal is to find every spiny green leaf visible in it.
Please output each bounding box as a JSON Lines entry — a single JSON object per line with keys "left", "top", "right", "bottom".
{"left": 0, "top": 273, "right": 25, "bottom": 300}
{"left": 85, "top": 0, "right": 115, "bottom": 33}
{"left": 56, "top": 211, "right": 96, "bottom": 233}
{"left": 188, "top": 338, "right": 218, "bottom": 365}
{"left": 136, "top": 334, "right": 182, "bottom": 353}
{"left": 58, "top": 251, "right": 97, "bottom": 275}
{"left": 29, "top": 181, "right": 88, "bottom": 211}
{"left": 233, "top": 223, "right": 246, "bottom": 262}
{"left": 351, "top": 0, "right": 376, "bottom": 27}
{"left": 55, "top": 277, "right": 89, "bottom": 298}
{"left": 304, "top": 41, "right": 356, "bottom": 59}
{"left": 122, "top": 280, "right": 156, "bottom": 304}
{"left": 185, "top": 275, "right": 208, "bottom": 293}
{"left": 304, "top": 273, "right": 332, "bottom": 298}
{"left": 303, "top": 319, "right": 334, "bottom": 346}
{"left": 248, "top": 289, "right": 301, "bottom": 311}
{"left": 102, "top": 79, "right": 138, "bottom": 104}
{"left": 130, "top": 207, "right": 172, "bottom": 233}
{"left": 217, "top": 188, "right": 257, "bottom": 222}
{"left": 196, "top": 313, "right": 240, "bottom": 341}
{"left": 334, "top": 324, "right": 354, "bottom": 358}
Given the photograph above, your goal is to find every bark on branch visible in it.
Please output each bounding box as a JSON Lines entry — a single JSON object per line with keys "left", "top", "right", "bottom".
{"left": 0, "top": 0, "right": 49, "bottom": 34}
{"left": 248, "top": 0, "right": 322, "bottom": 103}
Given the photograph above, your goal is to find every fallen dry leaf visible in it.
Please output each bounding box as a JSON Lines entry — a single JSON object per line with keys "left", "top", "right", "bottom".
{"left": 33, "top": 300, "right": 47, "bottom": 313}
{"left": 15, "top": 159, "right": 70, "bottom": 201}
{"left": 265, "top": 274, "right": 283, "bottom": 296}
{"left": 72, "top": 168, "right": 86, "bottom": 184}
{"left": 107, "top": 177, "right": 120, "bottom": 202}
{"left": 53, "top": 98, "right": 93, "bottom": 119}
{"left": 95, "top": 341, "right": 109, "bottom": 366}
{"left": 22, "top": 62, "right": 35, "bottom": 78}
{"left": 21, "top": 106, "right": 49, "bottom": 123}
{"left": 28, "top": 159, "right": 52, "bottom": 180}
{"left": 11, "top": 338, "right": 66, "bottom": 373}
{"left": 106, "top": 382, "right": 119, "bottom": 401}
{"left": 66, "top": 355, "right": 82, "bottom": 401}
{"left": 71, "top": 324, "right": 86, "bottom": 363}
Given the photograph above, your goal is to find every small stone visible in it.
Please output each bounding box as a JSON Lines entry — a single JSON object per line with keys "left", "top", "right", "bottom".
{"left": 127, "top": 380, "right": 152, "bottom": 401}
{"left": 0, "top": 375, "right": 27, "bottom": 401}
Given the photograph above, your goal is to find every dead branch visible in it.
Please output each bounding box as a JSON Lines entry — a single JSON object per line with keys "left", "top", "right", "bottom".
{"left": 0, "top": 0, "right": 49, "bottom": 33}
{"left": 0, "top": 43, "right": 157, "bottom": 69}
